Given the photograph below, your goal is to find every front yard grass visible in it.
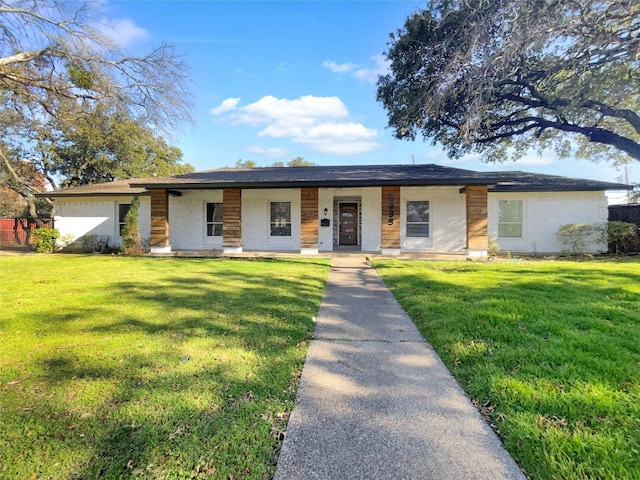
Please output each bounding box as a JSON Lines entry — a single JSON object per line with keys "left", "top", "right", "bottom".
{"left": 374, "top": 258, "right": 640, "bottom": 480}
{"left": 0, "top": 255, "right": 329, "bottom": 479}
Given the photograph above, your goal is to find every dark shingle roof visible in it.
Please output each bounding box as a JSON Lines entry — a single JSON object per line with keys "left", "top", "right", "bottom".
{"left": 486, "top": 171, "right": 630, "bottom": 192}
{"left": 130, "top": 164, "right": 502, "bottom": 189}
{"left": 38, "top": 164, "right": 631, "bottom": 198}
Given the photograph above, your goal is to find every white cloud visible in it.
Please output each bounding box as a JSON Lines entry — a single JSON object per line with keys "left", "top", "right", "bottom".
{"left": 212, "top": 95, "right": 382, "bottom": 155}
{"left": 210, "top": 97, "right": 241, "bottom": 116}
{"left": 322, "top": 60, "right": 360, "bottom": 74}
{"left": 247, "top": 145, "right": 288, "bottom": 158}
{"left": 99, "top": 18, "right": 149, "bottom": 47}
{"left": 322, "top": 55, "right": 389, "bottom": 84}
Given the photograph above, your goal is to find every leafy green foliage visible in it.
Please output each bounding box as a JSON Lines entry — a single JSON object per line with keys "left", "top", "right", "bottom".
{"left": 30, "top": 227, "right": 60, "bottom": 253}
{"left": 66, "top": 61, "right": 96, "bottom": 90}
{"left": 51, "top": 105, "right": 194, "bottom": 188}
{"left": 607, "top": 220, "right": 639, "bottom": 254}
{"left": 375, "top": 259, "right": 640, "bottom": 480}
{"left": 0, "top": 256, "right": 329, "bottom": 479}
{"left": 121, "top": 196, "right": 144, "bottom": 254}
{"left": 234, "top": 157, "right": 317, "bottom": 169}
{"left": 556, "top": 223, "right": 605, "bottom": 255}
{"left": 377, "top": 0, "right": 640, "bottom": 163}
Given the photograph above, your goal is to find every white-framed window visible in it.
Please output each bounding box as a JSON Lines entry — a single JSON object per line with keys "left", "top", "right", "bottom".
{"left": 270, "top": 201, "right": 291, "bottom": 237}
{"left": 117, "top": 203, "right": 131, "bottom": 236}
{"left": 206, "top": 202, "right": 223, "bottom": 237}
{"left": 406, "top": 201, "right": 430, "bottom": 237}
{"left": 498, "top": 200, "right": 523, "bottom": 238}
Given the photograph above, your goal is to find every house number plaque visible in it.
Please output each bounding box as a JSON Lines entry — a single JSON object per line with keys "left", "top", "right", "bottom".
{"left": 387, "top": 194, "right": 395, "bottom": 225}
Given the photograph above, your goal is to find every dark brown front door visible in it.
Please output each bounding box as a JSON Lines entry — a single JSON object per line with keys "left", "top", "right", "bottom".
{"left": 339, "top": 203, "right": 358, "bottom": 245}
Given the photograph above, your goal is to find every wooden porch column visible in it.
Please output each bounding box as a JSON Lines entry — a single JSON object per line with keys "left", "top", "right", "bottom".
{"left": 381, "top": 186, "right": 401, "bottom": 255}
{"left": 300, "top": 187, "right": 319, "bottom": 254}
{"left": 150, "top": 189, "right": 170, "bottom": 253}
{"left": 223, "top": 188, "right": 242, "bottom": 253}
{"left": 466, "top": 185, "right": 488, "bottom": 257}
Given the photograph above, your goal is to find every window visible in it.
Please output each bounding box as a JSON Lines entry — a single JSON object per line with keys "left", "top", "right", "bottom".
{"left": 118, "top": 203, "right": 131, "bottom": 236}
{"left": 206, "top": 203, "right": 223, "bottom": 236}
{"left": 270, "top": 202, "right": 291, "bottom": 236}
{"left": 406, "top": 201, "right": 429, "bottom": 237}
{"left": 498, "top": 200, "right": 523, "bottom": 238}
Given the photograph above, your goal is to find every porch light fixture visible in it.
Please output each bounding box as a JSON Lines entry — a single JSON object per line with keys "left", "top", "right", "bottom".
{"left": 323, "top": 208, "right": 328, "bottom": 216}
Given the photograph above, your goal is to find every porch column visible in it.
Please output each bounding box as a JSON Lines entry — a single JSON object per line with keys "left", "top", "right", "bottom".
{"left": 150, "top": 189, "right": 171, "bottom": 254}
{"left": 223, "top": 188, "right": 242, "bottom": 253}
{"left": 300, "top": 187, "right": 319, "bottom": 254}
{"left": 466, "top": 185, "right": 489, "bottom": 258}
{"left": 381, "top": 186, "right": 401, "bottom": 255}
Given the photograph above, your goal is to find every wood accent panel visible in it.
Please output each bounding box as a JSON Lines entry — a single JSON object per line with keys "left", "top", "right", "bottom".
{"left": 300, "top": 187, "right": 319, "bottom": 249}
{"left": 466, "top": 185, "right": 488, "bottom": 250}
{"left": 150, "top": 189, "right": 169, "bottom": 247}
{"left": 381, "top": 186, "right": 401, "bottom": 249}
{"left": 223, "top": 188, "right": 242, "bottom": 248}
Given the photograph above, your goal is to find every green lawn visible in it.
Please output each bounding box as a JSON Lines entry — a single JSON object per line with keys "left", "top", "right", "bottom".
{"left": 374, "top": 258, "right": 640, "bottom": 480}
{"left": 0, "top": 255, "right": 329, "bottom": 479}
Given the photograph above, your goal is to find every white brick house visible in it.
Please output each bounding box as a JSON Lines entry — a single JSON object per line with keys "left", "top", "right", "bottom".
{"left": 40, "top": 164, "right": 629, "bottom": 256}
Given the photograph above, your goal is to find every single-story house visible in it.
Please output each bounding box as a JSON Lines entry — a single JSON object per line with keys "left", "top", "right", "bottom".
{"left": 39, "top": 164, "right": 630, "bottom": 257}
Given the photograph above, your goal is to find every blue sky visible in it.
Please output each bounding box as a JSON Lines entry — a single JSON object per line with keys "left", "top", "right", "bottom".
{"left": 101, "top": 0, "right": 636, "bottom": 195}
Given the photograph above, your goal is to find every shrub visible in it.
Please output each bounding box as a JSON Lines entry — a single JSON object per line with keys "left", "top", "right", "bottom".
{"left": 31, "top": 228, "right": 60, "bottom": 253}
{"left": 121, "top": 196, "right": 145, "bottom": 255}
{"left": 556, "top": 223, "right": 604, "bottom": 255}
{"left": 607, "top": 221, "right": 639, "bottom": 254}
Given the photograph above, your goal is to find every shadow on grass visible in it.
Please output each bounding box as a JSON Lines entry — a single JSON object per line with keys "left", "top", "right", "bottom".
{"left": 374, "top": 259, "right": 640, "bottom": 480}
{"left": 2, "top": 258, "right": 329, "bottom": 479}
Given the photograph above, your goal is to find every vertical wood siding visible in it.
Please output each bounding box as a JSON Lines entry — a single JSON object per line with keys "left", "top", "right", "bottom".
{"left": 466, "top": 185, "right": 488, "bottom": 250}
{"left": 381, "top": 186, "right": 401, "bottom": 249}
{"left": 150, "top": 189, "right": 169, "bottom": 247}
{"left": 223, "top": 188, "right": 242, "bottom": 247}
{"left": 300, "top": 187, "right": 319, "bottom": 249}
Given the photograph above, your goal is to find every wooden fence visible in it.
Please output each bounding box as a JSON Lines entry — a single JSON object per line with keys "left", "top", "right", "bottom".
{"left": 0, "top": 218, "right": 52, "bottom": 247}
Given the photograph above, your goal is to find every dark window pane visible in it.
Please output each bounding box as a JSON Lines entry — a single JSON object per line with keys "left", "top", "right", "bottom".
{"left": 270, "top": 202, "right": 291, "bottom": 236}
{"left": 207, "top": 203, "right": 223, "bottom": 222}
{"left": 271, "top": 224, "right": 292, "bottom": 237}
{"left": 406, "top": 201, "right": 429, "bottom": 223}
{"left": 118, "top": 204, "right": 131, "bottom": 236}
{"left": 407, "top": 224, "right": 429, "bottom": 237}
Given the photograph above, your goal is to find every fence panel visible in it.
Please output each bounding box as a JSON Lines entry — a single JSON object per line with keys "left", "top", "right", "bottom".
{"left": 0, "top": 218, "right": 52, "bottom": 247}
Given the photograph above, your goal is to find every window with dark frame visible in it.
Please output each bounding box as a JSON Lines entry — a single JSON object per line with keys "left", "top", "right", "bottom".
{"left": 498, "top": 200, "right": 523, "bottom": 238}
{"left": 118, "top": 203, "right": 131, "bottom": 236}
{"left": 270, "top": 202, "right": 291, "bottom": 237}
{"left": 406, "top": 201, "right": 430, "bottom": 237}
{"left": 206, "top": 203, "right": 223, "bottom": 236}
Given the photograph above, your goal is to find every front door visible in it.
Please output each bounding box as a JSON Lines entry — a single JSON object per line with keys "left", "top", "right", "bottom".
{"left": 339, "top": 203, "right": 358, "bottom": 245}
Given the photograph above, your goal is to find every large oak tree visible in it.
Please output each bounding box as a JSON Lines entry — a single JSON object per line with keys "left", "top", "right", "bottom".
{"left": 377, "top": 0, "right": 640, "bottom": 164}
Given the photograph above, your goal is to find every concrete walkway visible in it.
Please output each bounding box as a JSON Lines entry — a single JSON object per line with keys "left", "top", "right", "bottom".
{"left": 274, "top": 256, "right": 526, "bottom": 480}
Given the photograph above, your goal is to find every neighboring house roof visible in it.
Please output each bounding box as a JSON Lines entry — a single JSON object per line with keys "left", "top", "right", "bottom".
{"left": 38, "top": 164, "right": 631, "bottom": 198}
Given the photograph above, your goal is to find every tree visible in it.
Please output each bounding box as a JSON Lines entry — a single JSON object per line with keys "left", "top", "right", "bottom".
{"left": 0, "top": 0, "right": 192, "bottom": 134}
{"left": 49, "top": 105, "right": 194, "bottom": 188}
{"left": 285, "top": 156, "right": 317, "bottom": 167}
{"left": 234, "top": 159, "right": 258, "bottom": 169}
{"left": 0, "top": 0, "right": 193, "bottom": 218}
{"left": 377, "top": 0, "right": 640, "bottom": 164}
